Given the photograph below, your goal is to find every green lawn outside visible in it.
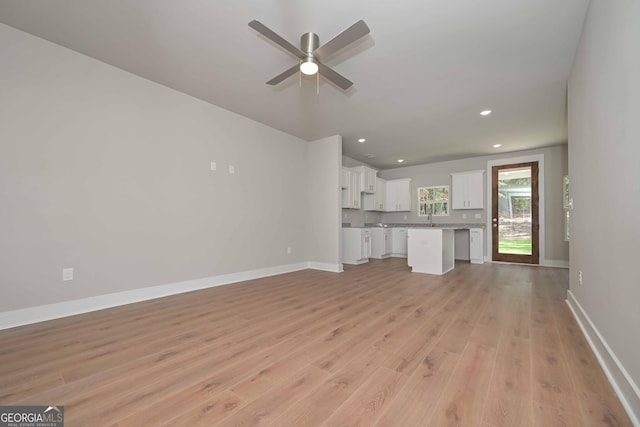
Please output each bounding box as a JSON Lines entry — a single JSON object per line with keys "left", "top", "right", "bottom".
{"left": 499, "top": 239, "right": 532, "bottom": 255}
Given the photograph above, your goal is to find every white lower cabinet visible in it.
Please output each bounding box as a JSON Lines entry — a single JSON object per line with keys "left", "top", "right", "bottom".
{"left": 407, "top": 228, "right": 455, "bottom": 275}
{"left": 391, "top": 227, "right": 408, "bottom": 257}
{"left": 370, "top": 228, "right": 392, "bottom": 259}
{"left": 469, "top": 228, "right": 484, "bottom": 264}
{"left": 342, "top": 228, "right": 371, "bottom": 265}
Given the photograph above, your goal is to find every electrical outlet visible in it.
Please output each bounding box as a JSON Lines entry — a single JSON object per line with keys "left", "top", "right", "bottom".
{"left": 462, "top": 213, "right": 467, "bottom": 219}
{"left": 474, "top": 213, "right": 481, "bottom": 219}
{"left": 287, "top": 247, "right": 292, "bottom": 254}
{"left": 578, "top": 270, "right": 583, "bottom": 285}
{"left": 403, "top": 215, "right": 407, "bottom": 220}
{"left": 62, "top": 268, "right": 74, "bottom": 281}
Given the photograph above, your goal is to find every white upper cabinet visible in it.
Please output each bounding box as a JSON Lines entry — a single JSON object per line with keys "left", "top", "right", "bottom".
{"left": 341, "top": 167, "right": 349, "bottom": 189}
{"left": 451, "top": 170, "right": 484, "bottom": 209}
{"left": 353, "top": 166, "right": 377, "bottom": 194}
{"left": 385, "top": 178, "right": 412, "bottom": 211}
{"left": 363, "top": 177, "right": 386, "bottom": 211}
{"left": 342, "top": 168, "right": 361, "bottom": 209}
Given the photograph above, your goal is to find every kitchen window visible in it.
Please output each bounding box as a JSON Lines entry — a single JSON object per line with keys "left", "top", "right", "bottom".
{"left": 418, "top": 185, "right": 449, "bottom": 216}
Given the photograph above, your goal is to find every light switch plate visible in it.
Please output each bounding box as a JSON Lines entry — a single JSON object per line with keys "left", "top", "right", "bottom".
{"left": 229, "top": 165, "right": 235, "bottom": 174}
{"left": 474, "top": 213, "right": 481, "bottom": 219}
{"left": 210, "top": 161, "right": 216, "bottom": 171}
{"left": 62, "top": 268, "right": 74, "bottom": 281}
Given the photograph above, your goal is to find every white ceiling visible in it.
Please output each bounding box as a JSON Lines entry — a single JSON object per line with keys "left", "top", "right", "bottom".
{"left": 0, "top": 0, "right": 589, "bottom": 169}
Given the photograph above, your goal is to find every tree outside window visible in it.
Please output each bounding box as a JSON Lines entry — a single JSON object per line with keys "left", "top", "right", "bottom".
{"left": 418, "top": 186, "right": 449, "bottom": 216}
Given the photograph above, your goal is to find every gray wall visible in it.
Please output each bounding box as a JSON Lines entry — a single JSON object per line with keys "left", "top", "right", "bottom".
{"left": 378, "top": 145, "right": 569, "bottom": 263}
{"left": 0, "top": 24, "right": 310, "bottom": 312}
{"left": 568, "top": 0, "right": 640, "bottom": 399}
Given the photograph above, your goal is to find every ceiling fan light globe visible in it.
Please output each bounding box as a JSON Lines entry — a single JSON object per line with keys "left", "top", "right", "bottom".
{"left": 300, "top": 60, "right": 318, "bottom": 75}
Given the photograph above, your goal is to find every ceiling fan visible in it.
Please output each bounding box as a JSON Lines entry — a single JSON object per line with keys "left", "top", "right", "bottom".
{"left": 248, "top": 19, "right": 370, "bottom": 90}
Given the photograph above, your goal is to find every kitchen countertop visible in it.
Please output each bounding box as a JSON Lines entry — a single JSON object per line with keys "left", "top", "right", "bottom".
{"left": 362, "top": 223, "right": 485, "bottom": 229}
{"left": 343, "top": 223, "right": 485, "bottom": 229}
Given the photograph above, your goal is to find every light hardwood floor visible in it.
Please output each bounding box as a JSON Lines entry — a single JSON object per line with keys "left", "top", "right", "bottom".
{"left": 0, "top": 259, "right": 632, "bottom": 426}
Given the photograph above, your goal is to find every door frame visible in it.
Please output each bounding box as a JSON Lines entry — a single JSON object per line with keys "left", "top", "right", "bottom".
{"left": 492, "top": 161, "right": 540, "bottom": 264}
{"left": 486, "top": 154, "right": 545, "bottom": 263}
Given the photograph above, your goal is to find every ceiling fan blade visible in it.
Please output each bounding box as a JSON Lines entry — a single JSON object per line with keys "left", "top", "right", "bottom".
{"left": 318, "top": 63, "right": 353, "bottom": 90}
{"left": 266, "top": 64, "right": 299, "bottom": 85}
{"left": 313, "top": 20, "right": 370, "bottom": 61}
{"left": 248, "top": 20, "right": 306, "bottom": 60}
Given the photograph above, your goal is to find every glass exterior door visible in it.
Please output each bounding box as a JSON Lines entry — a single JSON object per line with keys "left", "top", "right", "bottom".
{"left": 492, "top": 162, "right": 539, "bottom": 264}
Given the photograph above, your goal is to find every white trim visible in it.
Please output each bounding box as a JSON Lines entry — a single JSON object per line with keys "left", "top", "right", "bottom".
{"left": 489, "top": 260, "right": 568, "bottom": 269}
{"left": 0, "top": 262, "right": 309, "bottom": 331}
{"left": 540, "top": 259, "right": 569, "bottom": 269}
{"left": 566, "top": 290, "right": 640, "bottom": 426}
{"left": 450, "top": 169, "right": 486, "bottom": 176}
{"left": 486, "top": 154, "right": 545, "bottom": 264}
{"left": 307, "top": 262, "right": 343, "bottom": 273}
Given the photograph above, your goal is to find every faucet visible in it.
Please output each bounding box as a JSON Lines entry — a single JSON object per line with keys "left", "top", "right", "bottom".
{"left": 428, "top": 206, "right": 434, "bottom": 227}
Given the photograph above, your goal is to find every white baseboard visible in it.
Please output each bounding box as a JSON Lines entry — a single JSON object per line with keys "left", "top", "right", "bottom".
{"left": 487, "top": 258, "right": 569, "bottom": 269}
{"left": 566, "top": 290, "right": 640, "bottom": 426}
{"left": 541, "top": 259, "right": 570, "bottom": 268}
{"left": 0, "top": 262, "right": 311, "bottom": 331}
{"left": 307, "top": 262, "right": 343, "bottom": 273}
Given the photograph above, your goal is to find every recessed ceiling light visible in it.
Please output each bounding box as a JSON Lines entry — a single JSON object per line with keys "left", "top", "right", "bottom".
{"left": 480, "top": 110, "right": 492, "bottom": 116}
{"left": 358, "top": 138, "right": 366, "bottom": 143}
{"left": 397, "top": 159, "right": 404, "bottom": 163}
{"left": 492, "top": 144, "right": 502, "bottom": 148}
{"left": 364, "top": 154, "right": 376, "bottom": 159}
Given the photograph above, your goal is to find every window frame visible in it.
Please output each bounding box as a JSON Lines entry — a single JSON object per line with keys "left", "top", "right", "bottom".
{"left": 417, "top": 185, "right": 450, "bottom": 217}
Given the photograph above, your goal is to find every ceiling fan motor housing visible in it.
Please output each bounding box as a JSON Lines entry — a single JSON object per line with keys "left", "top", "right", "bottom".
{"left": 301, "top": 32, "right": 319, "bottom": 56}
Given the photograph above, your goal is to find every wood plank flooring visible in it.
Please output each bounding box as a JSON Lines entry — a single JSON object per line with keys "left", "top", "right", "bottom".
{"left": 0, "top": 259, "right": 633, "bottom": 426}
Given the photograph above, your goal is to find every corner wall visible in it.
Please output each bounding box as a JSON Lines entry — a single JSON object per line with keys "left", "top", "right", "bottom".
{"left": 567, "top": 0, "right": 640, "bottom": 423}
{"left": 308, "top": 136, "right": 343, "bottom": 272}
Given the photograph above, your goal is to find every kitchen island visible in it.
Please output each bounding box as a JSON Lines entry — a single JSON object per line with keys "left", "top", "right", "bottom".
{"left": 407, "top": 228, "right": 456, "bottom": 275}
